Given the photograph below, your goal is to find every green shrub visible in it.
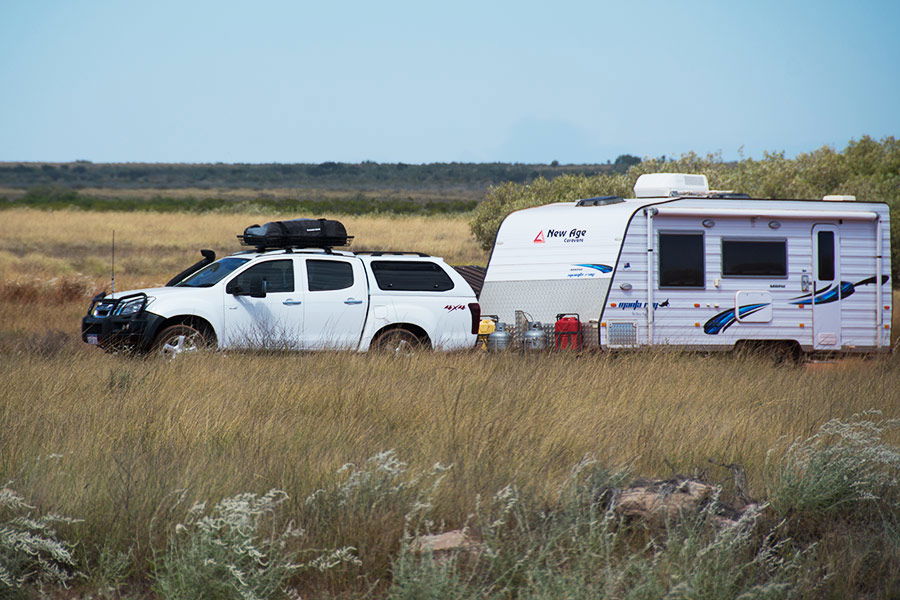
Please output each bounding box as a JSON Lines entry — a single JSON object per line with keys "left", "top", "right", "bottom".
{"left": 388, "top": 553, "right": 472, "bottom": 600}
{"left": 390, "top": 459, "right": 811, "bottom": 599}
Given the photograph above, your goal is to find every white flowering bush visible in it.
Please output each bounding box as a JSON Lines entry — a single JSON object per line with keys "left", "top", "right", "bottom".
{"left": 305, "top": 451, "right": 449, "bottom": 517}
{"left": 303, "top": 450, "right": 450, "bottom": 574}
{"left": 0, "top": 485, "right": 78, "bottom": 595}
{"left": 767, "top": 412, "right": 900, "bottom": 517}
{"left": 154, "top": 489, "right": 357, "bottom": 600}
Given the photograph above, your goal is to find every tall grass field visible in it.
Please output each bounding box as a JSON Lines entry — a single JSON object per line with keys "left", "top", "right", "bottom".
{"left": 0, "top": 208, "right": 897, "bottom": 599}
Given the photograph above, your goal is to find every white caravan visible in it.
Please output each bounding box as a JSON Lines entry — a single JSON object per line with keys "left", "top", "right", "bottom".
{"left": 480, "top": 173, "right": 892, "bottom": 353}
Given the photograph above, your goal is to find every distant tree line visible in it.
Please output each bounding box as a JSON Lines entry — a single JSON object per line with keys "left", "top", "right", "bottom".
{"left": 0, "top": 159, "right": 641, "bottom": 191}
{"left": 4, "top": 187, "right": 479, "bottom": 216}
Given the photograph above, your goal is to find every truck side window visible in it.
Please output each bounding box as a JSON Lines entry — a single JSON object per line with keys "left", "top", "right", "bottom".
{"left": 371, "top": 261, "right": 455, "bottom": 291}
{"left": 307, "top": 259, "right": 354, "bottom": 291}
{"left": 232, "top": 260, "right": 294, "bottom": 293}
{"left": 659, "top": 233, "right": 704, "bottom": 288}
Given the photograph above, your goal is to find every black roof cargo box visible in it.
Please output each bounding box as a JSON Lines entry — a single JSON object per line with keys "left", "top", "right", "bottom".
{"left": 238, "top": 218, "right": 352, "bottom": 250}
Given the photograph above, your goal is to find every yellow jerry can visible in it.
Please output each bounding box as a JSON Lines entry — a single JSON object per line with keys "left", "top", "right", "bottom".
{"left": 477, "top": 317, "right": 497, "bottom": 350}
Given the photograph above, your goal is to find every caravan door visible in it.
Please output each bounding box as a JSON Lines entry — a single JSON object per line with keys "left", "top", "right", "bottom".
{"left": 811, "top": 225, "right": 841, "bottom": 350}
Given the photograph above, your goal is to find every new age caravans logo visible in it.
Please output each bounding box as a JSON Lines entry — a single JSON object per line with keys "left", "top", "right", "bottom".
{"left": 533, "top": 228, "right": 587, "bottom": 244}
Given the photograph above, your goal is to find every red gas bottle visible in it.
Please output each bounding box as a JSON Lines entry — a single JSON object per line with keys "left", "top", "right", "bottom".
{"left": 554, "top": 313, "right": 583, "bottom": 350}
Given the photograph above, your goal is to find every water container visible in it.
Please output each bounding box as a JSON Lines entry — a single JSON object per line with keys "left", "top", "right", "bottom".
{"left": 554, "top": 313, "right": 583, "bottom": 350}
{"left": 523, "top": 321, "right": 547, "bottom": 351}
{"left": 487, "top": 322, "right": 511, "bottom": 352}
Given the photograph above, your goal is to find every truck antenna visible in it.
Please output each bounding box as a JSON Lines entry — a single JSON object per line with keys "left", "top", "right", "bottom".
{"left": 111, "top": 230, "right": 116, "bottom": 295}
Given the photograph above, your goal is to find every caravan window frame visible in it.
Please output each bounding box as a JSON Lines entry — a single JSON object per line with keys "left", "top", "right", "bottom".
{"left": 720, "top": 238, "right": 788, "bottom": 279}
{"left": 657, "top": 231, "right": 706, "bottom": 289}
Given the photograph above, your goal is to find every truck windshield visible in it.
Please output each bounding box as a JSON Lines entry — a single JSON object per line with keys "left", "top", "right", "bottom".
{"left": 175, "top": 257, "right": 249, "bottom": 287}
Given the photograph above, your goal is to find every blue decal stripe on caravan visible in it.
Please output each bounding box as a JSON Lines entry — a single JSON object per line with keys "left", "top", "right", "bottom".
{"left": 790, "top": 275, "right": 890, "bottom": 305}
{"left": 703, "top": 303, "right": 769, "bottom": 335}
{"left": 575, "top": 263, "right": 613, "bottom": 273}
{"left": 706, "top": 275, "right": 890, "bottom": 335}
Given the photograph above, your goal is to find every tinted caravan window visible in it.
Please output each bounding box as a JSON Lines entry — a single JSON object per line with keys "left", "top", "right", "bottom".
{"left": 659, "top": 233, "right": 704, "bottom": 288}
{"left": 722, "top": 240, "right": 787, "bottom": 277}
{"left": 371, "top": 261, "right": 454, "bottom": 291}
{"left": 817, "top": 231, "right": 835, "bottom": 281}
{"left": 307, "top": 259, "right": 354, "bottom": 291}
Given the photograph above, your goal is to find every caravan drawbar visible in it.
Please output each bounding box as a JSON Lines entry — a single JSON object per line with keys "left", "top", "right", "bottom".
{"left": 479, "top": 173, "right": 892, "bottom": 353}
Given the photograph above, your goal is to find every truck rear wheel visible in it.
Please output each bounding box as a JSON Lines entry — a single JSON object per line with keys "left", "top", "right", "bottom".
{"left": 371, "top": 328, "right": 425, "bottom": 354}
{"left": 153, "top": 324, "right": 210, "bottom": 358}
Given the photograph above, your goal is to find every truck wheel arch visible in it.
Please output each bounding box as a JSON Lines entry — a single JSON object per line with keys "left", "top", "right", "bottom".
{"left": 371, "top": 323, "right": 431, "bottom": 349}
{"left": 149, "top": 315, "right": 217, "bottom": 349}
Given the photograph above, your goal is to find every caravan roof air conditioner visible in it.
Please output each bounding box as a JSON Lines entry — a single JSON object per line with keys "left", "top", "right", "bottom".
{"left": 634, "top": 173, "right": 709, "bottom": 198}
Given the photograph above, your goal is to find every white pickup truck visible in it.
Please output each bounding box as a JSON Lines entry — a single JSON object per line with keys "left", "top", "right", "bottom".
{"left": 82, "top": 248, "right": 480, "bottom": 356}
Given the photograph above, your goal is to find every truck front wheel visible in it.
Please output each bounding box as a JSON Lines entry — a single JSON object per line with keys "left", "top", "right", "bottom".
{"left": 153, "top": 324, "right": 211, "bottom": 358}
{"left": 371, "top": 328, "right": 426, "bottom": 354}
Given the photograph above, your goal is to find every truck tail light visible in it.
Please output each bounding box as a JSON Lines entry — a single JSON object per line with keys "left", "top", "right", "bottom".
{"left": 468, "top": 303, "right": 481, "bottom": 334}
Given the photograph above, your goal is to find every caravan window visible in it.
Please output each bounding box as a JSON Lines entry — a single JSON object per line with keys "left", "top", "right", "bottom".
{"left": 659, "top": 233, "right": 705, "bottom": 288}
{"left": 816, "top": 231, "right": 835, "bottom": 281}
{"left": 722, "top": 240, "right": 787, "bottom": 277}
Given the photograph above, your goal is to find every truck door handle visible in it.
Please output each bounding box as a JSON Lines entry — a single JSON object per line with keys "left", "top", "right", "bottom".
{"left": 282, "top": 299, "right": 302, "bottom": 305}
{"left": 344, "top": 298, "right": 363, "bottom": 305}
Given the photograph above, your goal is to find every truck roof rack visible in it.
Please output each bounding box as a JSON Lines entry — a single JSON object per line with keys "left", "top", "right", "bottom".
{"left": 354, "top": 251, "right": 431, "bottom": 257}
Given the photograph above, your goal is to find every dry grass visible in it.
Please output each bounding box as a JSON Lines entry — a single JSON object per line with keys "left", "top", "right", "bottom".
{"left": 0, "top": 209, "right": 898, "bottom": 598}
{"left": 0, "top": 344, "right": 897, "bottom": 597}
{"left": 0, "top": 208, "right": 486, "bottom": 292}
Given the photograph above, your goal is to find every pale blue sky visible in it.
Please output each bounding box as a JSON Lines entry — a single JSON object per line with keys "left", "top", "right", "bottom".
{"left": 1, "top": 0, "right": 897, "bottom": 163}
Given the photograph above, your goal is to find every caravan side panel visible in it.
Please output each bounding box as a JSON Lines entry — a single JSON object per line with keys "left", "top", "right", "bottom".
{"left": 603, "top": 199, "right": 891, "bottom": 352}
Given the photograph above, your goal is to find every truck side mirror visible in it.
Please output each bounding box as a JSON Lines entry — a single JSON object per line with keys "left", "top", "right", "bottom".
{"left": 249, "top": 279, "right": 267, "bottom": 298}
{"left": 226, "top": 278, "right": 267, "bottom": 298}
{"left": 225, "top": 279, "right": 243, "bottom": 295}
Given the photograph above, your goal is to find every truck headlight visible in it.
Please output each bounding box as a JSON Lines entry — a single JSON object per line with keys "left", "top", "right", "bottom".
{"left": 115, "top": 297, "right": 153, "bottom": 316}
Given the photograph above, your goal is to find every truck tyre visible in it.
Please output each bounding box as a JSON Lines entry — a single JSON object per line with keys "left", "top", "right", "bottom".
{"left": 371, "top": 328, "right": 425, "bottom": 354}
{"left": 153, "top": 324, "right": 210, "bottom": 358}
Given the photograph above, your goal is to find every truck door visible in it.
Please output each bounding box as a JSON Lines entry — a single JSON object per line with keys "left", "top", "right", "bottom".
{"left": 222, "top": 258, "right": 304, "bottom": 349}
{"left": 301, "top": 257, "right": 368, "bottom": 349}
{"left": 811, "top": 225, "right": 841, "bottom": 350}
